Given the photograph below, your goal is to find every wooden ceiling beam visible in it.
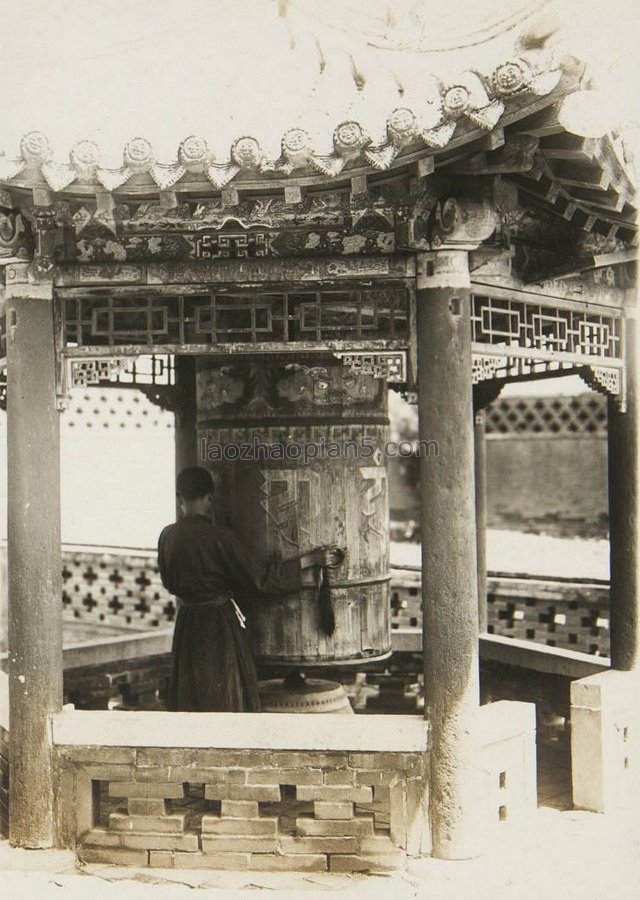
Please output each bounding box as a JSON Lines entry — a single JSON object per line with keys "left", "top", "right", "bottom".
{"left": 569, "top": 187, "right": 627, "bottom": 212}
{"left": 522, "top": 249, "right": 636, "bottom": 284}
{"left": 542, "top": 146, "right": 596, "bottom": 162}
{"left": 551, "top": 161, "right": 611, "bottom": 191}
{"left": 539, "top": 134, "right": 597, "bottom": 162}
{"left": 513, "top": 178, "right": 637, "bottom": 241}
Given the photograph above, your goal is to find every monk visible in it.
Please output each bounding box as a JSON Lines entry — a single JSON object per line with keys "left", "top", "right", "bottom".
{"left": 158, "top": 466, "right": 340, "bottom": 712}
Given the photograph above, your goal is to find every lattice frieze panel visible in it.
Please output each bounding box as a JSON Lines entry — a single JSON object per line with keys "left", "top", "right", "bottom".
{"left": 335, "top": 351, "right": 406, "bottom": 381}
{"left": 60, "top": 288, "right": 410, "bottom": 350}
{"left": 484, "top": 394, "right": 607, "bottom": 435}
{"left": 67, "top": 354, "right": 174, "bottom": 389}
{"left": 471, "top": 294, "right": 622, "bottom": 361}
{"left": 472, "top": 352, "right": 580, "bottom": 383}
{"left": 61, "top": 549, "right": 176, "bottom": 630}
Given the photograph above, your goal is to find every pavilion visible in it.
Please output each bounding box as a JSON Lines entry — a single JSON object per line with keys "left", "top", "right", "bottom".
{"left": 0, "top": 0, "right": 637, "bottom": 873}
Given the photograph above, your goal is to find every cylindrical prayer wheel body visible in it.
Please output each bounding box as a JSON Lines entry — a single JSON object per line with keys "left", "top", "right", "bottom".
{"left": 196, "top": 355, "right": 391, "bottom": 666}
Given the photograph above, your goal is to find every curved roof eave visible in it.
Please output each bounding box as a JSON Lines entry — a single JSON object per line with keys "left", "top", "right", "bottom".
{"left": 0, "top": 50, "right": 576, "bottom": 202}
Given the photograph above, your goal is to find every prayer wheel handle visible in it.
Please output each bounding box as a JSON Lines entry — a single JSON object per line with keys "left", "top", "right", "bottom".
{"left": 324, "top": 546, "right": 346, "bottom": 569}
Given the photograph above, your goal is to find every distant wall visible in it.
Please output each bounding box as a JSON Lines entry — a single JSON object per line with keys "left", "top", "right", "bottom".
{"left": 390, "top": 393, "right": 609, "bottom": 533}
{"left": 486, "top": 434, "right": 607, "bottom": 526}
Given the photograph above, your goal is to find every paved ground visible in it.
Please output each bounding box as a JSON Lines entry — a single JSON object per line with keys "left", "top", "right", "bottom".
{"left": 391, "top": 531, "right": 610, "bottom": 580}
{"left": 2, "top": 797, "right": 639, "bottom": 900}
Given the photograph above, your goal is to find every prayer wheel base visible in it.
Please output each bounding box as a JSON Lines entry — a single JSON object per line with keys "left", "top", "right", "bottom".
{"left": 259, "top": 673, "right": 354, "bottom": 714}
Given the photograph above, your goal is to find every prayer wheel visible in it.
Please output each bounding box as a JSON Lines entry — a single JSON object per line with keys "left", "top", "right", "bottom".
{"left": 196, "top": 355, "right": 391, "bottom": 666}
{"left": 259, "top": 676, "right": 354, "bottom": 714}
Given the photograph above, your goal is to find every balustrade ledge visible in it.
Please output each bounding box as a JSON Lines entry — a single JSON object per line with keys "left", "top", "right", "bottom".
{"left": 480, "top": 633, "right": 610, "bottom": 678}
{"left": 392, "top": 628, "right": 610, "bottom": 678}
{"left": 51, "top": 709, "right": 429, "bottom": 752}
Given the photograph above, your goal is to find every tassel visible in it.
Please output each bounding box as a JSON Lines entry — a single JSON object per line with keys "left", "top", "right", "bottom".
{"left": 316, "top": 565, "right": 336, "bottom": 637}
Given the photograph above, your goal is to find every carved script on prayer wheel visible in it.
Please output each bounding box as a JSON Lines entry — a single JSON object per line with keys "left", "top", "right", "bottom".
{"left": 196, "top": 356, "right": 391, "bottom": 665}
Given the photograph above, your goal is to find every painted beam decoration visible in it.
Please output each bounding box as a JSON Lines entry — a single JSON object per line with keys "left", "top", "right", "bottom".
{"left": 0, "top": 208, "right": 32, "bottom": 261}
{"left": 67, "top": 194, "right": 398, "bottom": 263}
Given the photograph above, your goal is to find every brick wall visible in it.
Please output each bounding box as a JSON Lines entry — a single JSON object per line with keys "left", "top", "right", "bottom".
{"left": 56, "top": 745, "right": 427, "bottom": 872}
{"left": 64, "top": 654, "right": 171, "bottom": 710}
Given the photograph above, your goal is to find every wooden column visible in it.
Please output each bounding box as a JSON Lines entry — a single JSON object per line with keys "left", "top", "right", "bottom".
{"left": 6, "top": 274, "right": 63, "bottom": 847}
{"left": 415, "top": 198, "right": 496, "bottom": 860}
{"left": 417, "top": 249, "right": 481, "bottom": 859}
{"left": 608, "top": 294, "right": 640, "bottom": 670}
{"left": 474, "top": 410, "right": 488, "bottom": 633}
{"left": 174, "top": 355, "right": 198, "bottom": 475}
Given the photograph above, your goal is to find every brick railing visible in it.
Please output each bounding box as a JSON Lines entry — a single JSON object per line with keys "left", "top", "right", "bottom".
{"left": 54, "top": 712, "right": 430, "bottom": 872}
{"left": 61, "top": 545, "right": 174, "bottom": 632}
{"left": 52, "top": 703, "right": 535, "bottom": 871}
{"left": 391, "top": 566, "right": 611, "bottom": 657}
{"left": 0, "top": 544, "right": 612, "bottom": 719}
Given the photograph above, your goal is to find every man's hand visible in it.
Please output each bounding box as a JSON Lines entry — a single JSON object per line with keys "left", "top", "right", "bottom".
{"left": 301, "top": 546, "right": 345, "bottom": 569}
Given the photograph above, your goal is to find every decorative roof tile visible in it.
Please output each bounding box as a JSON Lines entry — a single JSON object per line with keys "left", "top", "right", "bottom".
{"left": 0, "top": 52, "right": 568, "bottom": 197}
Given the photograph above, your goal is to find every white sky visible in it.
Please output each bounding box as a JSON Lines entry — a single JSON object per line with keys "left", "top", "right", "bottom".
{"left": 0, "top": 0, "right": 638, "bottom": 165}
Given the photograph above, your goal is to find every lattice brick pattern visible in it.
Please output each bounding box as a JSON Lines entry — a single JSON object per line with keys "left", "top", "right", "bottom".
{"left": 484, "top": 393, "right": 607, "bottom": 435}
{"left": 61, "top": 288, "right": 410, "bottom": 349}
{"left": 486, "top": 581, "right": 610, "bottom": 656}
{"left": 61, "top": 550, "right": 612, "bottom": 655}
{"left": 61, "top": 549, "right": 176, "bottom": 630}
{"left": 59, "top": 747, "right": 423, "bottom": 872}
{"left": 391, "top": 568, "right": 611, "bottom": 657}
{"left": 62, "top": 388, "right": 174, "bottom": 430}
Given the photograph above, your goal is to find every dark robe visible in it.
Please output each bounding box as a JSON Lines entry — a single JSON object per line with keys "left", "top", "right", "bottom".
{"left": 158, "top": 514, "right": 302, "bottom": 712}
